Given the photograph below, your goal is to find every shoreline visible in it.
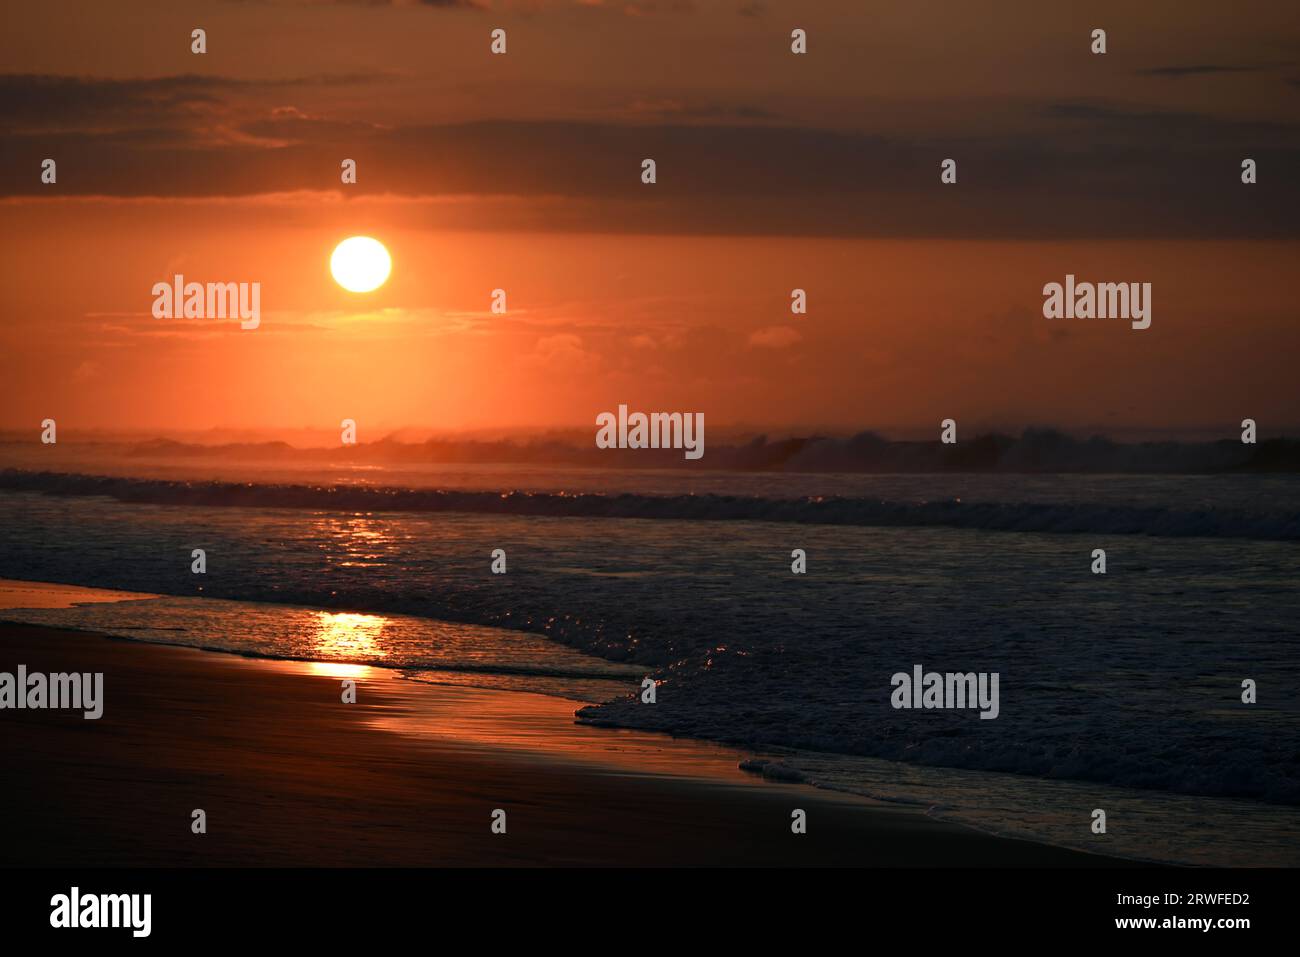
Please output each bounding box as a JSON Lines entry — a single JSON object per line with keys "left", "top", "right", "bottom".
{"left": 0, "top": 621, "right": 1124, "bottom": 867}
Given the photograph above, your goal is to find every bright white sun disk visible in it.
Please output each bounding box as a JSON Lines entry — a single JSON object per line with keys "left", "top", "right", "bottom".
{"left": 330, "top": 236, "right": 391, "bottom": 293}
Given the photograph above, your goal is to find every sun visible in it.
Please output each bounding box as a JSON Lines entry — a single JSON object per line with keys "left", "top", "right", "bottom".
{"left": 330, "top": 236, "right": 391, "bottom": 293}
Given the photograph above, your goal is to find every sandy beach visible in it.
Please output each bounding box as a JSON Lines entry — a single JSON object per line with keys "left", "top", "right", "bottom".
{"left": 0, "top": 621, "right": 1123, "bottom": 867}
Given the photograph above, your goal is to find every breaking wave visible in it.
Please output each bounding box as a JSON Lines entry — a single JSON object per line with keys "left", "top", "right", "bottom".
{"left": 2, "top": 469, "right": 1297, "bottom": 540}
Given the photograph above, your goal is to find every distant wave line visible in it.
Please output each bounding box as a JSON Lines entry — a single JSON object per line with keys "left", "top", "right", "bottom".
{"left": 2, "top": 470, "right": 1297, "bottom": 540}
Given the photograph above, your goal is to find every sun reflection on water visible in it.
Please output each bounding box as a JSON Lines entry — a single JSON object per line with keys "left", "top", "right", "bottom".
{"left": 310, "top": 610, "right": 390, "bottom": 665}
{"left": 315, "top": 515, "right": 395, "bottom": 568}
{"left": 306, "top": 660, "right": 375, "bottom": 680}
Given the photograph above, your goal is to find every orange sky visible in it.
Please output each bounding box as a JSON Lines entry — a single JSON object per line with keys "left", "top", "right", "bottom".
{"left": 1, "top": 1, "right": 1297, "bottom": 435}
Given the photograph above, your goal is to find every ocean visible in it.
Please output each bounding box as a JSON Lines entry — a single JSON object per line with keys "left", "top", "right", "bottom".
{"left": 1, "top": 460, "right": 1298, "bottom": 865}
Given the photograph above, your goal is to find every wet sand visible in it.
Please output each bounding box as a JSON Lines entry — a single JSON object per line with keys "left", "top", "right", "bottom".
{"left": 0, "top": 622, "right": 1125, "bottom": 867}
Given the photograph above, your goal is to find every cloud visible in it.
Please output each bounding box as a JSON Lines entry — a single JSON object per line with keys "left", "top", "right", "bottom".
{"left": 527, "top": 332, "right": 600, "bottom": 372}
{"left": 624, "top": 96, "right": 777, "bottom": 121}
{"left": 0, "top": 73, "right": 393, "bottom": 135}
{"left": 1137, "top": 64, "right": 1265, "bottom": 78}
{"left": 2, "top": 73, "right": 1298, "bottom": 238}
{"left": 223, "top": 0, "right": 481, "bottom": 7}
{"left": 748, "top": 325, "right": 801, "bottom": 349}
